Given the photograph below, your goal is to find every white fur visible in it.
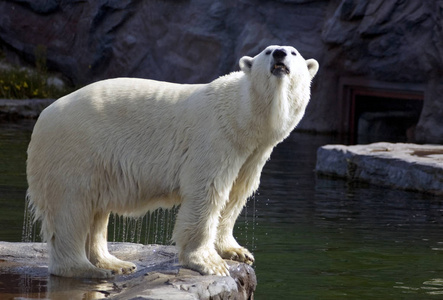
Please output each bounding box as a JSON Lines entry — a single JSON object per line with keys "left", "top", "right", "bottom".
{"left": 26, "top": 45, "right": 318, "bottom": 278}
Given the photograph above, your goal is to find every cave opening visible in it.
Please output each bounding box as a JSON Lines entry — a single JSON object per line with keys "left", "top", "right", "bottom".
{"left": 340, "top": 78, "right": 424, "bottom": 144}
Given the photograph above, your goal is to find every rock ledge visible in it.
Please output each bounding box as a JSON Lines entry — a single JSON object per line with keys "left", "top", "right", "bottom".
{"left": 0, "top": 242, "right": 256, "bottom": 300}
{"left": 316, "top": 142, "right": 443, "bottom": 195}
{"left": 0, "top": 99, "right": 55, "bottom": 120}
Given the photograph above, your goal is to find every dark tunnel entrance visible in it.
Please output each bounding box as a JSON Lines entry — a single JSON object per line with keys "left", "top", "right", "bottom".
{"left": 340, "top": 78, "right": 424, "bottom": 144}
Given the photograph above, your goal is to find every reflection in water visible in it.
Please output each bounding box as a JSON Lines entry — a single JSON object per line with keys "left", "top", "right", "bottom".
{"left": 1, "top": 120, "right": 443, "bottom": 299}
{"left": 0, "top": 273, "right": 48, "bottom": 298}
{"left": 0, "top": 272, "right": 114, "bottom": 299}
{"left": 48, "top": 276, "right": 113, "bottom": 300}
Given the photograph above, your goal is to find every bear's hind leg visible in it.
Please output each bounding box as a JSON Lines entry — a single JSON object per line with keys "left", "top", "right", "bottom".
{"left": 87, "top": 212, "right": 137, "bottom": 275}
{"left": 48, "top": 213, "right": 114, "bottom": 278}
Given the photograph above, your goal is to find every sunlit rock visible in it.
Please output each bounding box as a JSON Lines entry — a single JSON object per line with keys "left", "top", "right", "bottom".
{"left": 316, "top": 143, "right": 443, "bottom": 195}
{"left": 0, "top": 242, "right": 256, "bottom": 299}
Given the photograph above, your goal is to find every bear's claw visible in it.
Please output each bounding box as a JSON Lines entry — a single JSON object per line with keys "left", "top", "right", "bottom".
{"left": 94, "top": 258, "right": 137, "bottom": 275}
{"left": 219, "top": 247, "right": 255, "bottom": 265}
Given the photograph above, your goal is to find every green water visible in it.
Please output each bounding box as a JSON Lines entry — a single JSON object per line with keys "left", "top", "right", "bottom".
{"left": 1, "top": 120, "right": 442, "bottom": 299}
{"left": 242, "top": 136, "right": 443, "bottom": 299}
{"left": 0, "top": 121, "right": 32, "bottom": 242}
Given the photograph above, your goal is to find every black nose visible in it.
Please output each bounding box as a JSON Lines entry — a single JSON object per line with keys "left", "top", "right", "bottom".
{"left": 273, "top": 49, "right": 287, "bottom": 59}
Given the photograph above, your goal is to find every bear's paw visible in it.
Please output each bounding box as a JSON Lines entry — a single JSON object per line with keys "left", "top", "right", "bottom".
{"left": 219, "top": 246, "right": 254, "bottom": 265}
{"left": 181, "top": 247, "right": 230, "bottom": 277}
{"left": 50, "top": 263, "right": 115, "bottom": 278}
{"left": 95, "top": 258, "right": 137, "bottom": 275}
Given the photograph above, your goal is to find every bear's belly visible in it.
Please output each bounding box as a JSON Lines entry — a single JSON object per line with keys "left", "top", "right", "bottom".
{"left": 110, "top": 189, "right": 182, "bottom": 217}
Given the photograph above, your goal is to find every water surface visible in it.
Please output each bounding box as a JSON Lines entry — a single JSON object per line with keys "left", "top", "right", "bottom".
{"left": 1, "top": 120, "right": 442, "bottom": 299}
{"left": 244, "top": 134, "right": 443, "bottom": 299}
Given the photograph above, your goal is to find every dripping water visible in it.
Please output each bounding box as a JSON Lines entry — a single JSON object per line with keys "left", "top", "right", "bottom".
{"left": 252, "top": 194, "right": 258, "bottom": 252}
{"left": 153, "top": 209, "right": 159, "bottom": 244}
{"left": 108, "top": 207, "right": 179, "bottom": 245}
{"left": 22, "top": 197, "right": 257, "bottom": 250}
{"left": 244, "top": 200, "right": 248, "bottom": 243}
{"left": 21, "top": 196, "right": 38, "bottom": 242}
{"left": 234, "top": 195, "right": 258, "bottom": 253}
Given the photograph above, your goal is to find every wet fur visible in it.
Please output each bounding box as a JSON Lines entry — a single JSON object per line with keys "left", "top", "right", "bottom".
{"left": 27, "top": 45, "right": 318, "bottom": 277}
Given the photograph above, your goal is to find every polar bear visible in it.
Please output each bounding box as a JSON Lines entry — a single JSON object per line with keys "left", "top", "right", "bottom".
{"left": 27, "top": 45, "right": 318, "bottom": 278}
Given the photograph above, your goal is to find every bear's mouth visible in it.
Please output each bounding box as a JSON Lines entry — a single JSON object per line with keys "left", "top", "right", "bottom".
{"left": 271, "top": 62, "right": 290, "bottom": 76}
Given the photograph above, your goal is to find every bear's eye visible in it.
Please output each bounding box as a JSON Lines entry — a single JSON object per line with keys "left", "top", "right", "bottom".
{"left": 265, "top": 50, "right": 272, "bottom": 55}
{"left": 291, "top": 51, "right": 297, "bottom": 56}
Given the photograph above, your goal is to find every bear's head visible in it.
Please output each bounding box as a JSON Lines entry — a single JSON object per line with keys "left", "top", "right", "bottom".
{"left": 239, "top": 46, "right": 319, "bottom": 136}
{"left": 239, "top": 45, "right": 318, "bottom": 85}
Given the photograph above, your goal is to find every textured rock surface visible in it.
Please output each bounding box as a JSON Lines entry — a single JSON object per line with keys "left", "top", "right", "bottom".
{"left": 416, "top": 79, "right": 443, "bottom": 144}
{"left": 0, "top": 99, "right": 54, "bottom": 120}
{"left": 0, "top": 0, "right": 442, "bottom": 142}
{"left": 0, "top": 242, "right": 256, "bottom": 300}
{"left": 316, "top": 143, "right": 443, "bottom": 195}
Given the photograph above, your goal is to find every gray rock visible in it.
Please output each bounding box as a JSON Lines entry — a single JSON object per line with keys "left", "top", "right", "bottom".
{"left": 316, "top": 143, "right": 443, "bottom": 195}
{"left": 0, "top": 242, "right": 256, "bottom": 300}
{"left": 416, "top": 79, "right": 443, "bottom": 144}
{"left": 0, "top": 98, "right": 55, "bottom": 120}
{"left": 0, "top": 0, "right": 442, "bottom": 142}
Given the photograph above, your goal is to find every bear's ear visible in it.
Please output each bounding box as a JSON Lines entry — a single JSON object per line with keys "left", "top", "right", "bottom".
{"left": 239, "top": 56, "right": 253, "bottom": 74}
{"left": 306, "top": 59, "right": 319, "bottom": 79}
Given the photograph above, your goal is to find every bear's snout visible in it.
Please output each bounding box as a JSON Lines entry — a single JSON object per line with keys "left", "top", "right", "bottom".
{"left": 272, "top": 49, "right": 287, "bottom": 59}
{"left": 270, "top": 49, "right": 290, "bottom": 77}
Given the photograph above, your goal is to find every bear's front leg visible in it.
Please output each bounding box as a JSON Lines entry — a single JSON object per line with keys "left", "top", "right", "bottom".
{"left": 215, "top": 196, "right": 254, "bottom": 266}
{"left": 213, "top": 149, "right": 271, "bottom": 266}
{"left": 172, "top": 191, "right": 230, "bottom": 277}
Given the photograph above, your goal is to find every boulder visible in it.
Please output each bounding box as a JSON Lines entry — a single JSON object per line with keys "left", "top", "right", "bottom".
{"left": 0, "top": 99, "right": 54, "bottom": 120}
{"left": 0, "top": 0, "right": 442, "bottom": 142}
{"left": 0, "top": 242, "right": 256, "bottom": 300}
{"left": 316, "top": 143, "right": 443, "bottom": 195}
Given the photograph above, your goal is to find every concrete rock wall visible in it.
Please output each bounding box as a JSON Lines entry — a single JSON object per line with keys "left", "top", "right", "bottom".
{"left": 0, "top": 0, "right": 442, "bottom": 143}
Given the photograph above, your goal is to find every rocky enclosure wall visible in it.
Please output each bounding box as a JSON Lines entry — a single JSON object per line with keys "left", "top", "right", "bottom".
{"left": 1, "top": 0, "right": 442, "bottom": 143}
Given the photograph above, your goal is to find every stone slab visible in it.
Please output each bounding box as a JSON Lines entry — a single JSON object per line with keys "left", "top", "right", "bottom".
{"left": 316, "top": 142, "right": 443, "bottom": 195}
{"left": 0, "top": 242, "right": 256, "bottom": 300}
{"left": 0, "top": 99, "right": 55, "bottom": 120}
